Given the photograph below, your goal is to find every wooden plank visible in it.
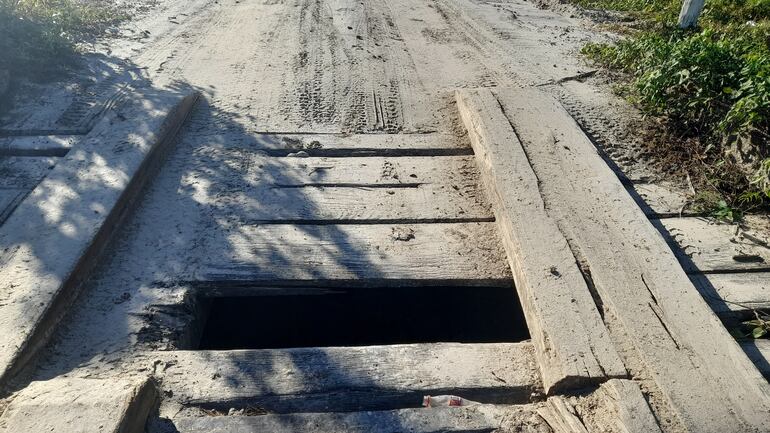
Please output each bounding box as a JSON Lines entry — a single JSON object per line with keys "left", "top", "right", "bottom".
{"left": 201, "top": 222, "right": 512, "bottom": 285}
{"left": 0, "top": 88, "right": 199, "bottom": 385}
{"left": 659, "top": 216, "right": 770, "bottom": 272}
{"left": 227, "top": 153, "right": 478, "bottom": 186}
{"left": 538, "top": 396, "right": 590, "bottom": 433}
{"left": 0, "top": 188, "right": 25, "bottom": 225}
{"left": 193, "top": 153, "right": 491, "bottom": 222}
{"left": 589, "top": 379, "right": 662, "bottom": 433}
{"left": 742, "top": 339, "right": 770, "bottom": 378}
{"left": 173, "top": 404, "right": 548, "bottom": 433}
{"left": 154, "top": 343, "right": 542, "bottom": 413}
{"left": 0, "top": 135, "right": 79, "bottom": 156}
{"left": 188, "top": 132, "right": 469, "bottom": 156}
{"left": 455, "top": 89, "right": 626, "bottom": 394}
{"left": 540, "top": 379, "right": 662, "bottom": 433}
{"left": 691, "top": 272, "right": 770, "bottom": 316}
{"left": 0, "top": 156, "right": 57, "bottom": 188}
{"left": 0, "top": 377, "right": 157, "bottom": 433}
{"left": 631, "top": 182, "right": 692, "bottom": 217}
{"left": 494, "top": 87, "right": 770, "bottom": 432}
{"left": 216, "top": 183, "right": 491, "bottom": 223}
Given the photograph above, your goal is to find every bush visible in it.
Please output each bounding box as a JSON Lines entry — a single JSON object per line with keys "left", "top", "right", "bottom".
{"left": 585, "top": 29, "right": 770, "bottom": 139}
{"left": 582, "top": 12, "right": 770, "bottom": 204}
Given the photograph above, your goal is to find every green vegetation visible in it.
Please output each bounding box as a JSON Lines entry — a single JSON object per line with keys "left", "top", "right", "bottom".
{"left": 577, "top": 0, "right": 770, "bottom": 213}
{"left": 0, "top": 0, "right": 125, "bottom": 81}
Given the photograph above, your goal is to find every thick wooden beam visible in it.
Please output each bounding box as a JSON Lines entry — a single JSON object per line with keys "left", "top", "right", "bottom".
{"left": 173, "top": 404, "right": 548, "bottom": 433}
{"left": 494, "top": 86, "right": 770, "bottom": 432}
{"left": 0, "top": 377, "right": 157, "bottom": 433}
{"left": 455, "top": 89, "right": 626, "bottom": 394}
{"left": 153, "top": 343, "right": 542, "bottom": 413}
{"left": 202, "top": 222, "right": 512, "bottom": 286}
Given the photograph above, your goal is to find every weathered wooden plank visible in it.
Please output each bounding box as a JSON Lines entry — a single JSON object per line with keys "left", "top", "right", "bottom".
{"left": 0, "top": 155, "right": 57, "bottom": 188}
{"left": 193, "top": 153, "right": 491, "bottom": 222}
{"left": 201, "top": 222, "right": 512, "bottom": 285}
{"left": 631, "top": 182, "right": 692, "bottom": 217}
{"left": 188, "top": 132, "right": 468, "bottom": 156}
{"left": 691, "top": 272, "right": 770, "bottom": 316}
{"left": 587, "top": 380, "right": 662, "bottom": 433}
{"left": 538, "top": 396, "right": 590, "bottom": 433}
{"left": 0, "top": 135, "right": 79, "bottom": 156}
{"left": 154, "top": 343, "right": 542, "bottom": 413}
{"left": 0, "top": 89, "right": 199, "bottom": 385}
{"left": 222, "top": 153, "right": 479, "bottom": 186}
{"left": 455, "top": 89, "right": 625, "bottom": 394}
{"left": 540, "top": 379, "right": 662, "bottom": 433}
{"left": 173, "top": 404, "right": 548, "bottom": 433}
{"left": 0, "top": 188, "right": 25, "bottom": 225}
{"left": 742, "top": 339, "right": 770, "bottom": 378}
{"left": 495, "top": 87, "right": 770, "bottom": 432}
{"left": 659, "top": 216, "right": 770, "bottom": 272}
{"left": 216, "top": 183, "right": 491, "bottom": 223}
{"left": 0, "top": 377, "right": 157, "bottom": 433}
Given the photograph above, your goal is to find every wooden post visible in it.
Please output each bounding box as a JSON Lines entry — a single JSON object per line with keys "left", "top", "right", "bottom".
{"left": 678, "top": 0, "right": 705, "bottom": 28}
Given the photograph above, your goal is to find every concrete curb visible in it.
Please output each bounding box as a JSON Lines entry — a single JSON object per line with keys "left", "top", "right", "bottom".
{"left": 0, "top": 87, "right": 199, "bottom": 386}
{"left": 0, "top": 376, "right": 158, "bottom": 433}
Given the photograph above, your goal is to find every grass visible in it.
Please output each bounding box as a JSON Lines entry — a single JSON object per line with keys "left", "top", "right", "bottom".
{"left": 576, "top": 0, "right": 770, "bottom": 215}
{"left": 0, "top": 0, "right": 126, "bottom": 81}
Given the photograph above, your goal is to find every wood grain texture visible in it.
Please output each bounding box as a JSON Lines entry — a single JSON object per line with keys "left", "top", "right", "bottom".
{"left": 455, "top": 89, "right": 626, "bottom": 394}
{"left": 0, "top": 156, "right": 57, "bottom": 188}
{"left": 691, "top": 272, "right": 770, "bottom": 316}
{"left": 173, "top": 404, "right": 548, "bottom": 433}
{"left": 212, "top": 183, "right": 491, "bottom": 223}
{"left": 495, "top": 86, "right": 770, "bottom": 432}
{"left": 154, "top": 343, "right": 542, "bottom": 413}
{"left": 186, "top": 132, "right": 468, "bottom": 156}
{"left": 631, "top": 182, "right": 692, "bottom": 217}
{"left": 0, "top": 89, "right": 199, "bottom": 385}
{"left": 233, "top": 153, "right": 479, "bottom": 186}
{"left": 659, "top": 216, "right": 770, "bottom": 272}
{"left": 593, "top": 379, "right": 663, "bottom": 433}
{"left": 0, "top": 188, "right": 24, "bottom": 226}
{"left": 201, "top": 222, "right": 512, "bottom": 285}
{"left": 0, "top": 135, "right": 79, "bottom": 157}
{"left": 0, "top": 377, "right": 157, "bottom": 433}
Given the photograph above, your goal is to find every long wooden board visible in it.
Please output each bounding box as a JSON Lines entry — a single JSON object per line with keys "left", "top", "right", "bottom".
{"left": 691, "top": 272, "right": 770, "bottom": 316}
{"left": 0, "top": 135, "right": 79, "bottom": 156}
{"left": 659, "top": 216, "right": 770, "bottom": 272}
{"left": 200, "top": 222, "right": 512, "bottom": 286}
{"left": 154, "top": 343, "right": 542, "bottom": 413}
{"left": 0, "top": 89, "right": 199, "bottom": 385}
{"left": 493, "top": 87, "right": 770, "bottom": 432}
{"left": 631, "top": 182, "right": 693, "bottom": 217}
{"left": 0, "top": 377, "right": 157, "bottom": 433}
{"left": 455, "top": 89, "right": 626, "bottom": 394}
{"left": 214, "top": 183, "right": 491, "bottom": 223}
{"left": 186, "top": 132, "right": 469, "bottom": 156}
{"left": 173, "top": 404, "right": 547, "bottom": 433}
{"left": 0, "top": 156, "right": 57, "bottom": 188}
{"left": 0, "top": 188, "right": 25, "bottom": 225}
{"left": 223, "top": 153, "right": 479, "bottom": 186}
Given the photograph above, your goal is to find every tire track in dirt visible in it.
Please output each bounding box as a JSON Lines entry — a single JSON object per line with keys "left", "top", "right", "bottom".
{"left": 279, "top": 0, "right": 438, "bottom": 133}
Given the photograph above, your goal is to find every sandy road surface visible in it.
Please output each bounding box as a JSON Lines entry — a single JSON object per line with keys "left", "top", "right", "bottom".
{"left": 116, "top": 0, "right": 600, "bottom": 133}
